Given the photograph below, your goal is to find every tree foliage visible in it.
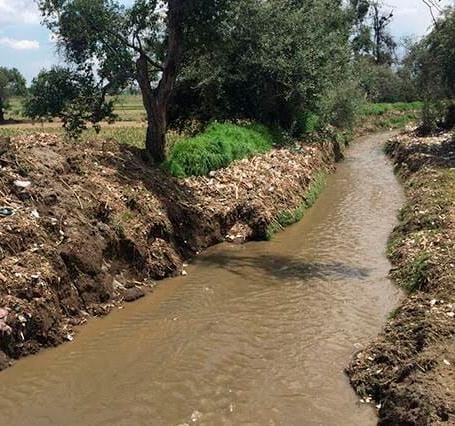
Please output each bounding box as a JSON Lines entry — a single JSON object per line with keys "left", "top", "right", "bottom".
{"left": 350, "top": 0, "right": 396, "bottom": 65}
{"left": 37, "top": 0, "right": 229, "bottom": 162}
{"left": 402, "top": 6, "right": 455, "bottom": 132}
{"left": 170, "top": 0, "right": 354, "bottom": 136}
{"left": 0, "top": 67, "right": 27, "bottom": 122}
{"left": 24, "top": 66, "right": 115, "bottom": 137}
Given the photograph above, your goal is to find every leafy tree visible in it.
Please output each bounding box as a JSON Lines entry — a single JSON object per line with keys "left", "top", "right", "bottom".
{"left": 350, "top": 0, "right": 396, "bottom": 65}
{"left": 170, "top": 0, "right": 353, "bottom": 136}
{"left": 370, "top": 1, "right": 395, "bottom": 65}
{"left": 24, "top": 66, "right": 115, "bottom": 137}
{"left": 403, "top": 7, "right": 455, "bottom": 132}
{"left": 0, "top": 67, "right": 27, "bottom": 122}
{"left": 38, "top": 0, "right": 228, "bottom": 163}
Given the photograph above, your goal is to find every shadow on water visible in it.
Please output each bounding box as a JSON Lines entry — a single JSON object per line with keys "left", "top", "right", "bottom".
{"left": 195, "top": 252, "right": 371, "bottom": 282}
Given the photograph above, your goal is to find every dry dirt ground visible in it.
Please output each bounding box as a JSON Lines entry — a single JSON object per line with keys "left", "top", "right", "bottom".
{"left": 347, "top": 130, "right": 455, "bottom": 425}
{"left": 0, "top": 133, "right": 336, "bottom": 370}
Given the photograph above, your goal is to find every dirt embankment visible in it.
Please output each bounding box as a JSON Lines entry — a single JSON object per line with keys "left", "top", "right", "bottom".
{"left": 0, "top": 133, "right": 337, "bottom": 370}
{"left": 347, "top": 130, "right": 455, "bottom": 425}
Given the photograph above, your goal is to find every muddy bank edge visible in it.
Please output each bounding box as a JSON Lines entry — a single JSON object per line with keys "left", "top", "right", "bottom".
{"left": 0, "top": 133, "right": 342, "bottom": 370}
{"left": 347, "top": 130, "right": 455, "bottom": 425}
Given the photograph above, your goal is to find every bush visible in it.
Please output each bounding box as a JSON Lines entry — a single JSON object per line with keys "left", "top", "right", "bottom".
{"left": 361, "top": 101, "right": 423, "bottom": 116}
{"left": 417, "top": 100, "right": 448, "bottom": 135}
{"left": 325, "top": 80, "right": 364, "bottom": 130}
{"left": 165, "top": 122, "right": 273, "bottom": 177}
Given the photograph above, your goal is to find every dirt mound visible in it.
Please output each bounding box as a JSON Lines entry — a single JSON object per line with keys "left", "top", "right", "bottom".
{"left": 347, "top": 131, "right": 455, "bottom": 425}
{"left": 0, "top": 133, "right": 334, "bottom": 369}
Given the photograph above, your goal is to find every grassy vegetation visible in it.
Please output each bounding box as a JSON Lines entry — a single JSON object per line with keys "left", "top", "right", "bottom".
{"left": 3, "top": 97, "right": 25, "bottom": 120}
{"left": 400, "top": 251, "right": 430, "bottom": 292}
{"left": 1, "top": 98, "right": 426, "bottom": 172}
{"left": 3, "top": 95, "right": 146, "bottom": 122}
{"left": 361, "top": 101, "right": 423, "bottom": 116}
{"left": 165, "top": 122, "right": 273, "bottom": 177}
{"left": 359, "top": 101, "right": 423, "bottom": 131}
{"left": 109, "top": 95, "right": 145, "bottom": 122}
{"left": 266, "top": 172, "right": 327, "bottom": 239}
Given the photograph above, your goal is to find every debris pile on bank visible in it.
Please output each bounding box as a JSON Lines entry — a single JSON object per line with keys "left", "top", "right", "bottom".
{"left": 347, "top": 130, "right": 455, "bottom": 425}
{"left": 0, "top": 133, "right": 334, "bottom": 369}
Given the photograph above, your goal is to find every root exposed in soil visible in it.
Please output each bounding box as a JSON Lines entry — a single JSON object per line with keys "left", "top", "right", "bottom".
{"left": 0, "top": 133, "right": 335, "bottom": 369}
{"left": 347, "top": 130, "right": 455, "bottom": 425}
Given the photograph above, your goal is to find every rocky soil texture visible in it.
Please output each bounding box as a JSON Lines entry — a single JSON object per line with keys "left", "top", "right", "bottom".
{"left": 0, "top": 133, "right": 335, "bottom": 370}
{"left": 348, "top": 130, "right": 455, "bottom": 425}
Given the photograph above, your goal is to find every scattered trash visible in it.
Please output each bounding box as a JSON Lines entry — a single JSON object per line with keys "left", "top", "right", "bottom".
{"left": 14, "top": 180, "right": 31, "bottom": 189}
{"left": 30, "top": 209, "right": 40, "bottom": 219}
{"left": 182, "top": 270, "right": 188, "bottom": 276}
{"left": 0, "top": 207, "right": 14, "bottom": 217}
{"left": 443, "top": 359, "right": 451, "bottom": 366}
{"left": 190, "top": 410, "right": 202, "bottom": 422}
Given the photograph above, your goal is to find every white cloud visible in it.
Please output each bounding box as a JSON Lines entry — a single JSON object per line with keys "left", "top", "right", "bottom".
{"left": 389, "top": 0, "right": 454, "bottom": 38}
{"left": 0, "top": 37, "right": 40, "bottom": 50}
{"left": 0, "top": 0, "right": 40, "bottom": 25}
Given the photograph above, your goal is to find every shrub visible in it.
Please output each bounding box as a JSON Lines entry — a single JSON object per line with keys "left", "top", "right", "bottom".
{"left": 165, "top": 122, "right": 273, "bottom": 177}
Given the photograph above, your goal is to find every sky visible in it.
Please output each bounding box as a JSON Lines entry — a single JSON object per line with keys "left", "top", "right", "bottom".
{"left": 0, "top": 0, "right": 453, "bottom": 83}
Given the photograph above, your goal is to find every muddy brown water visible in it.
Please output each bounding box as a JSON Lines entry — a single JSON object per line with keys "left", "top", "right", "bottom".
{"left": 0, "top": 133, "right": 404, "bottom": 426}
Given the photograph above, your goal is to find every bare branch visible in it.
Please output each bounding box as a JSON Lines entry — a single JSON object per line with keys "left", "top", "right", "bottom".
{"left": 422, "top": 0, "right": 442, "bottom": 26}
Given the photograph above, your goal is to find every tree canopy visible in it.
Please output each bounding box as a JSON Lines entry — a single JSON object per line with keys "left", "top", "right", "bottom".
{"left": 0, "top": 67, "right": 27, "bottom": 122}
{"left": 24, "top": 0, "right": 453, "bottom": 159}
{"left": 24, "top": 66, "right": 115, "bottom": 136}
{"left": 38, "top": 0, "right": 229, "bottom": 162}
{"left": 171, "top": 0, "right": 354, "bottom": 135}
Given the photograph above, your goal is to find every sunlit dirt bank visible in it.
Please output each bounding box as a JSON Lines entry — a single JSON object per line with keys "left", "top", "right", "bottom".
{"left": 348, "top": 130, "right": 455, "bottom": 425}
{"left": 0, "top": 133, "right": 336, "bottom": 369}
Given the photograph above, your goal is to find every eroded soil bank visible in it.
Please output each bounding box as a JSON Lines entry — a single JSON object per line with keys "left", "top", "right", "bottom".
{"left": 347, "top": 130, "right": 455, "bottom": 425}
{"left": 0, "top": 132, "right": 403, "bottom": 425}
{"left": 0, "top": 133, "right": 336, "bottom": 369}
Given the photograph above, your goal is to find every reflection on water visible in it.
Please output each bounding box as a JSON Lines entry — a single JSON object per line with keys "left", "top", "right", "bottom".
{"left": 0, "top": 133, "right": 403, "bottom": 426}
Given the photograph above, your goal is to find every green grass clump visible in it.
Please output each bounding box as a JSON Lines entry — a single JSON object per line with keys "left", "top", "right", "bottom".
{"left": 165, "top": 122, "right": 273, "bottom": 177}
{"left": 266, "top": 172, "right": 326, "bottom": 239}
{"left": 400, "top": 251, "right": 430, "bottom": 292}
{"left": 361, "top": 102, "right": 423, "bottom": 116}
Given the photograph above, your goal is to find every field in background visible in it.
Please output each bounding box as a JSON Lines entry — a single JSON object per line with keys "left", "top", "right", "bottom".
{"left": 4, "top": 95, "right": 146, "bottom": 123}
{"left": 1, "top": 97, "right": 423, "bottom": 149}
{"left": 111, "top": 95, "right": 146, "bottom": 122}
{"left": 1, "top": 94, "right": 150, "bottom": 148}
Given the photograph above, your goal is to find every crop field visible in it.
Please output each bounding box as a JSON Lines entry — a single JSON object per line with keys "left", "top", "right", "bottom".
{"left": 3, "top": 95, "right": 146, "bottom": 122}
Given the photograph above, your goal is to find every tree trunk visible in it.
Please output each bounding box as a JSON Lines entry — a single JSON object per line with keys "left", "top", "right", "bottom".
{"left": 0, "top": 98, "right": 5, "bottom": 123}
{"left": 135, "top": 0, "right": 184, "bottom": 164}
{"left": 146, "top": 102, "right": 167, "bottom": 163}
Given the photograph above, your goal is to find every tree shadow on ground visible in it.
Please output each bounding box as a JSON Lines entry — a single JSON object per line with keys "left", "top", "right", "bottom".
{"left": 195, "top": 251, "right": 371, "bottom": 282}
{"left": 109, "top": 143, "right": 233, "bottom": 256}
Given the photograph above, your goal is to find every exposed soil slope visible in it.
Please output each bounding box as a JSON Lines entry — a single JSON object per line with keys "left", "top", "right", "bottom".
{"left": 347, "top": 131, "right": 455, "bottom": 425}
{"left": 0, "top": 133, "right": 336, "bottom": 369}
